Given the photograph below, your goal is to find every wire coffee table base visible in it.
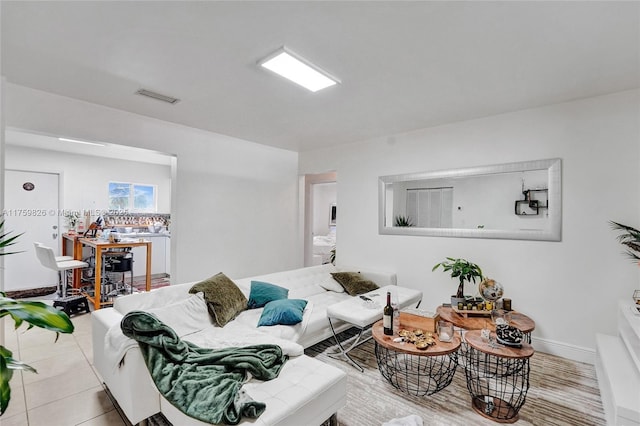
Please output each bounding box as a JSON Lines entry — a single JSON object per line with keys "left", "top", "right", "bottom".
{"left": 375, "top": 343, "right": 458, "bottom": 396}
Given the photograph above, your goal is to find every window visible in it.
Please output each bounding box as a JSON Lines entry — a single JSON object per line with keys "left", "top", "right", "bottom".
{"left": 406, "top": 187, "right": 453, "bottom": 228}
{"left": 108, "top": 182, "right": 157, "bottom": 212}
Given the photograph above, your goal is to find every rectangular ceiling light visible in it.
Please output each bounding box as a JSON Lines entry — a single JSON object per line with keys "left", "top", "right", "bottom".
{"left": 58, "top": 137, "right": 105, "bottom": 147}
{"left": 135, "top": 89, "right": 180, "bottom": 104}
{"left": 259, "top": 47, "right": 339, "bottom": 92}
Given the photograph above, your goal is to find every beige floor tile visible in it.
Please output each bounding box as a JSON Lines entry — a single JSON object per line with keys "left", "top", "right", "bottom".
{"left": 25, "top": 363, "right": 101, "bottom": 409}
{"left": 15, "top": 327, "right": 76, "bottom": 351}
{"left": 70, "top": 313, "right": 93, "bottom": 331}
{"left": 21, "top": 350, "right": 88, "bottom": 385}
{"left": 18, "top": 338, "right": 80, "bottom": 365}
{"left": 2, "top": 321, "right": 20, "bottom": 349}
{"left": 26, "top": 385, "right": 115, "bottom": 426}
{"left": 0, "top": 411, "right": 29, "bottom": 426}
{"left": 76, "top": 407, "right": 128, "bottom": 426}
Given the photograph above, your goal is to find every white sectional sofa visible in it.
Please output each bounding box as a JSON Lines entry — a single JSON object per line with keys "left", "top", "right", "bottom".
{"left": 92, "top": 264, "right": 400, "bottom": 425}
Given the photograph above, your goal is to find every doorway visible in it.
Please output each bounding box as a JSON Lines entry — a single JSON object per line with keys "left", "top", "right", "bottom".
{"left": 4, "top": 169, "right": 61, "bottom": 291}
{"left": 303, "top": 172, "right": 337, "bottom": 267}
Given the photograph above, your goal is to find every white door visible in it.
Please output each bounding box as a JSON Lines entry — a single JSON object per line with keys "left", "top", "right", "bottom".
{"left": 4, "top": 170, "right": 61, "bottom": 291}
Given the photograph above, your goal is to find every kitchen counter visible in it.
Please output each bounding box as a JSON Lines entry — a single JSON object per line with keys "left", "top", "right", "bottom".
{"left": 112, "top": 232, "right": 170, "bottom": 238}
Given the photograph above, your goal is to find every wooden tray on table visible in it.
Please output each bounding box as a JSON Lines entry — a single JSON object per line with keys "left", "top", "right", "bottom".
{"left": 452, "top": 306, "right": 492, "bottom": 318}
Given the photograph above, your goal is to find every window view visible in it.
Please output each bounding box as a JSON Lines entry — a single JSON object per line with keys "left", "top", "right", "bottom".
{"left": 109, "top": 182, "right": 157, "bottom": 212}
{"left": 406, "top": 187, "right": 453, "bottom": 228}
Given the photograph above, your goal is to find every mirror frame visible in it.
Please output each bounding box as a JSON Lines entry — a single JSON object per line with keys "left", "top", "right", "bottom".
{"left": 378, "top": 158, "right": 562, "bottom": 241}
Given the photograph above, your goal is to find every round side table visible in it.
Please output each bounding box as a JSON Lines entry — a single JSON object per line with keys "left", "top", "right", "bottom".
{"left": 436, "top": 306, "right": 536, "bottom": 341}
{"left": 463, "top": 330, "right": 534, "bottom": 423}
{"left": 372, "top": 320, "right": 461, "bottom": 396}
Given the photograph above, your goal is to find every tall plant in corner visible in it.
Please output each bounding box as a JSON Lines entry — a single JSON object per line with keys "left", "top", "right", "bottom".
{"left": 610, "top": 221, "right": 640, "bottom": 261}
{"left": 0, "top": 221, "right": 74, "bottom": 416}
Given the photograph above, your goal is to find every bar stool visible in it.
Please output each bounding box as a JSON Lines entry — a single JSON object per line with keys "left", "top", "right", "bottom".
{"left": 34, "top": 244, "right": 90, "bottom": 315}
{"left": 34, "top": 242, "right": 73, "bottom": 262}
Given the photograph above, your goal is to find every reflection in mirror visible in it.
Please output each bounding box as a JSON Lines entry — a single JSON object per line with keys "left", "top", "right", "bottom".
{"left": 379, "top": 158, "right": 561, "bottom": 241}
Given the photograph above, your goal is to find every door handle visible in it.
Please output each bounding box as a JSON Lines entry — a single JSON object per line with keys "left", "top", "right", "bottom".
{"left": 52, "top": 225, "right": 58, "bottom": 230}
{"left": 52, "top": 233, "right": 58, "bottom": 239}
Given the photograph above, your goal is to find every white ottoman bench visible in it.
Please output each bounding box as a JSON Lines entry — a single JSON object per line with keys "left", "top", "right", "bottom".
{"left": 326, "top": 285, "right": 423, "bottom": 371}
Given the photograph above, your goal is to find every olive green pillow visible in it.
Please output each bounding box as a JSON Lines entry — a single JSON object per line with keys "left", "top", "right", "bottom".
{"left": 330, "top": 272, "right": 379, "bottom": 296}
{"left": 189, "top": 272, "right": 247, "bottom": 327}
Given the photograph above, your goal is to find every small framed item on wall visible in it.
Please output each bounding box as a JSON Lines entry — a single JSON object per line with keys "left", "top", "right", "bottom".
{"left": 329, "top": 203, "right": 337, "bottom": 226}
{"left": 515, "top": 200, "right": 539, "bottom": 216}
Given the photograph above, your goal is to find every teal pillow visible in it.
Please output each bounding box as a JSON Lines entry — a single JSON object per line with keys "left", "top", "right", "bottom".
{"left": 248, "top": 281, "right": 289, "bottom": 309}
{"left": 258, "top": 299, "right": 308, "bottom": 327}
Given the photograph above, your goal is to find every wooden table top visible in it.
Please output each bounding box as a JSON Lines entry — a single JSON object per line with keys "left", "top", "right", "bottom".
{"left": 436, "top": 306, "right": 535, "bottom": 334}
{"left": 372, "top": 320, "right": 461, "bottom": 356}
{"left": 464, "top": 330, "right": 534, "bottom": 359}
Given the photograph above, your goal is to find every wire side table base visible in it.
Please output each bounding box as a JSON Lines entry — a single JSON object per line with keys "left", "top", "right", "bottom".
{"left": 375, "top": 343, "right": 458, "bottom": 396}
{"left": 464, "top": 330, "right": 534, "bottom": 423}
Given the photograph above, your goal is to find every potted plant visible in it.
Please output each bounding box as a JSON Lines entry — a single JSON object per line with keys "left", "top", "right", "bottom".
{"left": 64, "top": 210, "right": 80, "bottom": 234}
{"left": 610, "top": 220, "right": 640, "bottom": 306}
{"left": 432, "top": 257, "right": 483, "bottom": 306}
{"left": 394, "top": 215, "right": 413, "bottom": 227}
{"left": 0, "top": 221, "right": 74, "bottom": 416}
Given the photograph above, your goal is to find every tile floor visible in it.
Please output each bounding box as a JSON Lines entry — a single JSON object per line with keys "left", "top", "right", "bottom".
{"left": 2, "top": 311, "right": 128, "bottom": 426}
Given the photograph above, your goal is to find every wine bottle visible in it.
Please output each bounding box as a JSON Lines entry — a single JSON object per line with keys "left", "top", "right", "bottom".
{"left": 383, "top": 291, "right": 393, "bottom": 335}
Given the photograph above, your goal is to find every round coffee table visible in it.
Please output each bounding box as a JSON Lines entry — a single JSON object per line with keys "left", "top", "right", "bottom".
{"left": 372, "top": 320, "right": 461, "bottom": 396}
{"left": 464, "top": 330, "right": 534, "bottom": 423}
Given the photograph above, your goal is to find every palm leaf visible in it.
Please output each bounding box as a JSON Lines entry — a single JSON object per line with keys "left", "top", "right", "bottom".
{"left": 611, "top": 221, "right": 640, "bottom": 260}
{"left": 610, "top": 221, "right": 640, "bottom": 242}
{"left": 0, "top": 221, "right": 24, "bottom": 256}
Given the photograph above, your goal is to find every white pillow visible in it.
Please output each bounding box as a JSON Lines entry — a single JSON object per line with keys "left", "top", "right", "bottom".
{"left": 147, "top": 292, "right": 212, "bottom": 337}
{"left": 318, "top": 276, "right": 345, "bottom": 293}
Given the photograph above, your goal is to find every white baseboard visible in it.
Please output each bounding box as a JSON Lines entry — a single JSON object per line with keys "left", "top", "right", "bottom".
{"left": 532, "top": 336, "right": 595, "bottom": 365}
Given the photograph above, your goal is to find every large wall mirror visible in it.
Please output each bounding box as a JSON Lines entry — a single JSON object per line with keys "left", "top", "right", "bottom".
{"left": 379, "top": 158, "right": 562, "bottom": 241}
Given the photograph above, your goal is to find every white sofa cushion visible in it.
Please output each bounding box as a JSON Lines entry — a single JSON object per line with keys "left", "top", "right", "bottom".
{"left": 232, "top": 301, "right": 314, "bottom": 343}
{"left": 146, "top": 292, "right": 213, "bottom": 337}
{"left": 160, "top": 354, "right": 347, "bottom": 426}
{"left": 114, "top": 281, "right": 197, "bottom": 314}
{"left": 183, "top": 321, "right": 304, "bottom": 357}
{"left": 317, "top": 275, "right": 345, "bottom": 293}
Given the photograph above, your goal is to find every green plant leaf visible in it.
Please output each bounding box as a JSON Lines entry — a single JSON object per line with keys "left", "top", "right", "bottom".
{"left": 0, "top": 298, "right": 74, "bottom": 334}
{"left": 0, "top": 347, "right": 13, "bottom": 415}
{"left": 0, "top": 221, "right": 24, "bottom": 257}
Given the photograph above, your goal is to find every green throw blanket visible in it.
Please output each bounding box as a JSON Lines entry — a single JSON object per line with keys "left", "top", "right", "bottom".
{"left": 120, "top": 310, "right": 287, "bottom": 425}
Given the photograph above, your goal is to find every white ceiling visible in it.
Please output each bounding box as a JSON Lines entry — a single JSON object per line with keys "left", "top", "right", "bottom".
{"left": 4, "top": 129, "right": 174, "bottom": 166}
{"left": 2, "top": 1, "right": 639, "bottom": 153}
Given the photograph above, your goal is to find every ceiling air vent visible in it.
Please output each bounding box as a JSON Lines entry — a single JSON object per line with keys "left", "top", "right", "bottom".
{"left": 135, "top": 89, "right": 180, "bottom": 104}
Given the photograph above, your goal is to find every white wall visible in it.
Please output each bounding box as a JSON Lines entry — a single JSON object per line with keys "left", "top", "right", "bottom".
{"left": 300, "top": 89, "right": 640, "bottom": 362}
{"left": 4, "top": 145, "right": 172, "bottom": 217}
{"left": 4, "top": 83, "right": 301, "bottom": 283}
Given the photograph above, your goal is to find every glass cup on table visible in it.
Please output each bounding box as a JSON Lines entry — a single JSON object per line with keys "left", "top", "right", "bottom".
{"left": 438, "top": 320, "right": 453, "bottom": 342}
